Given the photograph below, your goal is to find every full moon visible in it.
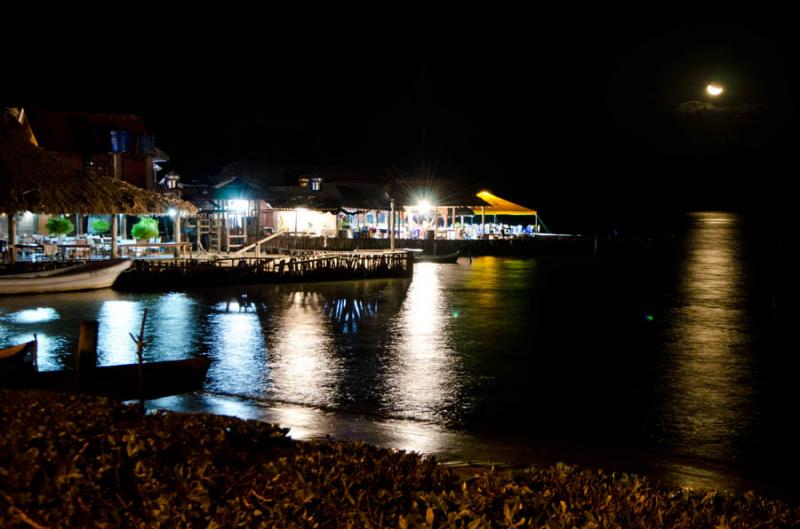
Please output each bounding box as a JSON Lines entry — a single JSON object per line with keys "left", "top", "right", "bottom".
{"left": 706, "top": 83, "right": 724, "bottom": 96}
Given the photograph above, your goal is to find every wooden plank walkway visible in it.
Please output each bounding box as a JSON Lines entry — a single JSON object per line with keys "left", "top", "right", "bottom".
{"left": 113, "top": 250, "right": 414, "bottom": 291}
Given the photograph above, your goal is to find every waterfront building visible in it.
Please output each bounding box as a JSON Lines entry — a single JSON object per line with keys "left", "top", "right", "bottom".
{"left": 6, "top": 108, "right": 170, "bottom": 240}
{"left": 1, "top": 109, "right": 195, "bottom": 263}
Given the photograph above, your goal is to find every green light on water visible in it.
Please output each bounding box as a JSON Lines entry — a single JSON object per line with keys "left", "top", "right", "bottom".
{"left": 451, "top": 311, "right": 460, "bottom": 318}
{"left": 645, "top": 314, "right": 655, "bottom": 322}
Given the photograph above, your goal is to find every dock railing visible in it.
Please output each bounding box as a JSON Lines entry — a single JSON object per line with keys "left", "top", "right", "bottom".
{"left": 232, "top": 230, "right": 288, "bottom": 257}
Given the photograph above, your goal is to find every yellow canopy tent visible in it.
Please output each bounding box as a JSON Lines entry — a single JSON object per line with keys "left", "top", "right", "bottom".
{"left": 472, "top": 191, "right": 536, "bottom": 215}
{"left": 471, "top": 190, "right": 540, "bottom": 236}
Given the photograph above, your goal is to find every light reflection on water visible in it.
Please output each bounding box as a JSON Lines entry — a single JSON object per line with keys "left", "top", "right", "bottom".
{"left": 323, "top": 297, "right": 378, "bottom": 334}
{"left": 0, "top": 215, "right": 789, "bottom": 497}
{"left": 386, "top": 264, "right": 459, "bottom": 422}
{"left": 4, "top": 307, "right": 60, "bottom": 324}
{"left": 98, "top": 300, "right": 141, "bottom": 365}
{"left": 263, "top": 291, "right": 339, "bottom": 407}
{"left": 658, "top": 212, "right": 756, "bottom": 487}
{"left": 205, "top": 310, "right": 267, "bottom": 396}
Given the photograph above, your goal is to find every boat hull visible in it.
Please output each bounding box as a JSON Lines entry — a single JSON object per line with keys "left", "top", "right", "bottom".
{"left": 7, "top": 357, "right": 211, "bottom": 400}
{"left": 413, "top": 251, "right": 460, "bottom": 264}
{"left": 0, "top": 340, "right": 37, "bottom": 380}
{"left": 0, "top": 259, "right": 132, "bottom": 295}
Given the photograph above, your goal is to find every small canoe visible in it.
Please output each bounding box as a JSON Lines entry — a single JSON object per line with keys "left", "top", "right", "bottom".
{"left": 2, "top": 357, "right": 211, "bottom": 400}
{"left": 0, "top": 340, "right": 37, "bottom": 379}
{"left": 0, "top": 259, "right": 132, "bottom": 295}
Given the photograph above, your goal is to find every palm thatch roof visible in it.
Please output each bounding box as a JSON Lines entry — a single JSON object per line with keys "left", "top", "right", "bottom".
{"left": 1, "top": 112, "right": 196, "bottom": 215}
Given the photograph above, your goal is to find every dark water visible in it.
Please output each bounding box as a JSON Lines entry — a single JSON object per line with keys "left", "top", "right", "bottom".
{"left": 1, "top": 212, "right": 796, "bottom": 499}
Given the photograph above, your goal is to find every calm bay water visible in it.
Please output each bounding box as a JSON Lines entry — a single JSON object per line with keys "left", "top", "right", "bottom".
{"left": 1, "top": 212, "right": 795, "bottom": 499}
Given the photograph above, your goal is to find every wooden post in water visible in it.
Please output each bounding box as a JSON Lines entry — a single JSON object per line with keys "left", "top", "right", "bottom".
{"left": 389, "top": 198, "right": 395, "bottom": 250}
{"left": 7, "top": 212, "right": 17, "bottom": 263}
{"left": 111, "top": 214, "right": 119, "bottom": 258}
{"left": 76, "top": 321, "right": 99, "bottom": 388}
{"left": 77, "top": 321, "right": 99, "bottom": 369}
{"left": 196, "top": 215, "right": 202, "bottom": 252}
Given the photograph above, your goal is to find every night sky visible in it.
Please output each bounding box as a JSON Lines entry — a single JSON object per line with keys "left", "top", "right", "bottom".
{"left": 5, "top": 13, "right": 797, "bottom": 232}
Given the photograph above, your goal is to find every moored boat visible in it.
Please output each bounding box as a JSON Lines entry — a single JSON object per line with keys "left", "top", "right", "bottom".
{"left": 0, "top": 339, "right": 37, "bottom": 380}
{"left": 0, "top": 258, "right": 132, "bottom": 295}
{"left": 0, "top": 355, "right": 211, "bottom": 400}
{"left": 412, "top": 251, "right": 460, "bottom": 263}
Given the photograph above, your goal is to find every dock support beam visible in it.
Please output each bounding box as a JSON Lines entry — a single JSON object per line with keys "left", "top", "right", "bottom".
{"left": 111, "top": 215, "right": 119, "bottom": 258}
{"left": 174, "top": 215, "right": 181, "bottom": 243}
{"left": 389, "top": 198, "right": 395, "bottom": 250}
{"left": 76, "top": 320, "right": 99, "bottom": 387}
{"left": 7, "top": 212, "right": 17, "bottom": 263}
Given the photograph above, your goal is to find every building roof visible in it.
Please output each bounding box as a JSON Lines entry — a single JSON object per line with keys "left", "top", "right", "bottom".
{"left": 1, "top": 112, "right": 195, "bottom": 215}
{"left": 265, "top": 182, "right": 389, "bottom": 211}
{"left": 25, "top": 109, "right": 149, "bottom": 153}
{"left": 212, "top": 177, "right": 263, "bottom": 200}
{"left": 472, "top": 191, "right": 537, "bottom": 215}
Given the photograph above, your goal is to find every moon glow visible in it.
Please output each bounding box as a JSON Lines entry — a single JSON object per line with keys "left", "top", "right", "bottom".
{"left": 706, "top": 83, "right": 724, "bottom": 96}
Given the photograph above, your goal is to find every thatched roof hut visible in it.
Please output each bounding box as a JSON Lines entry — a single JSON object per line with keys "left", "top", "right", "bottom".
{"left": 0, "top": 112, "right": 196, "bottom": 216}
{"left": 2, "top": 111, "right": 195, "bottom": 262}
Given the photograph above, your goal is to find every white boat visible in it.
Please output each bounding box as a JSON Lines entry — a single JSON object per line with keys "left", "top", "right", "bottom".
{"left": 0, "top": 259, "right": 132, "bottom": 295}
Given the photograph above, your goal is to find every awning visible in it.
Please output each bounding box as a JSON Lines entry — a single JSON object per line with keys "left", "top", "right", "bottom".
{"left": 472, "top": 191, "right": 537, "bottom": 216}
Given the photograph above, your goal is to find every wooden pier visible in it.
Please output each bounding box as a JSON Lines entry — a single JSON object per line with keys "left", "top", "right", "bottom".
{"left": 259, "top": 234, "right": 590, "bottom": 256}
{"left": 113, "top": 250, "right": 414, "bottom": 291}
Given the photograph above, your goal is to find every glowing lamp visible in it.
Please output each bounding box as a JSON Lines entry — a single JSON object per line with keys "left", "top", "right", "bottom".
{"left": 229, "top": 200, "right": 249, "bottom": 212}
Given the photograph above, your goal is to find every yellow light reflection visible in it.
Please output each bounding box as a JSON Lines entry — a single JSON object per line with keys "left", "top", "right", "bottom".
{"left": 666, "top": 212, "right": 754, "bottom": 476}
{"left": 464, "top": 256, "right": 503, "bottom": 309}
